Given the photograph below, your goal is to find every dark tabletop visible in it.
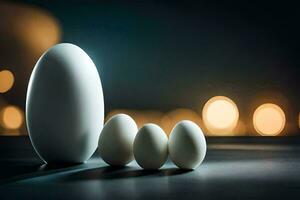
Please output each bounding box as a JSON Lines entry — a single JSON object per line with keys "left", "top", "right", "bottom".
{"left": 1, "top": 136, "right": 300, "bottom": 200}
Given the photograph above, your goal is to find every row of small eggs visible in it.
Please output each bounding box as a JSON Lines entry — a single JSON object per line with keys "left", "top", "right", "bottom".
{"left": 99, "top": 114, "right": 207, "bottom": 170}
{"left": 26, "top": 43, "right": 206, "bottom": 168}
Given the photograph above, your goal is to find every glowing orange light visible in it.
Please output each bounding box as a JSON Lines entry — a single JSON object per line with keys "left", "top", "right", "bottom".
{"left": 106, "top": 109, "right": 145, "bottom": 128}
{"left": 233, "top": 120, "right": 247, "bottom": 136}
{"left": 1, "top": 106, "right": 23, "bottom": 129}
{"left": 0, "top": 70, "right": 14, "bottom": 93}
{"left": 161, "top": 108, "right": 202, "bottom": 136}
{"left": 105, "top": 109, "right": 164, "bottom": 129}
{"left": 298, "top": 112, "right": 300, "bottom": 129}
{"left": 202, "top": 96, "right": 239, "bottom": 135}
{"left": 253, "top": 103, "right": 285, "bottom": 136}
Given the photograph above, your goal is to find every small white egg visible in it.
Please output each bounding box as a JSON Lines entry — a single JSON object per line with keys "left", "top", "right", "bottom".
{"left": 133, "top": 123, "right": 168, "bottom": 170}
{"left": 168, "top": 120, "right": 206, "bottom": 170}
{"left": 98, "top": 114, "right": 138, "bottom": 166}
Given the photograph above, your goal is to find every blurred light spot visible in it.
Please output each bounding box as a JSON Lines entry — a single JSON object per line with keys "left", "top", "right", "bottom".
{"left": 161, "top": 108, "right": 202, "bottom": 136}
{"left": 253, "top": 103, "right": 285, "bottom": 136}
{"left": 0, "top": 2, "right": 61, "bottom": 109}
{"left": 139, "top": 111, "right": 164, "bottom": 128}
{"left": 0, "top": 70, "right": 14, "bottom": 93}
{"left": 1, "top": 106, "right": 23, "bottom": 129}
{"left": 233, "top": 120, "right": 247, "bottom": 136}
{"left": 0, "top": 2, "right": 61, "bottom": 55}
{"left": 106, "top": 109, "right": 164, "bottom": 129}
{"left": 107, "top": 109, "right": 203, "bottom": 136}
{"left": 202, "top": 96, "right": 239, "bottom": 135}
{"left": 298, "top": 113, "right": 300, "bottom": 129}
{"left": 105, "top": 109, "right": 130, "bottom": 122}
{"left": 105, "top": 109, "right": 146, "bottom": 128}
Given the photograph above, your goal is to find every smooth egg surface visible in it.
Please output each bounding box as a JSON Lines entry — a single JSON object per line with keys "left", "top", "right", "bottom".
{"left": 168, "top": 120, "right": 206, "bottom": 169}
{"left": 26, "top": 43, "right": 104, "bottom": 163}
{"left": 98, "top": 114, "right": 138, "bottom": 166}
{"left": 133, "top": 123, "right": 168, "bottom": 170}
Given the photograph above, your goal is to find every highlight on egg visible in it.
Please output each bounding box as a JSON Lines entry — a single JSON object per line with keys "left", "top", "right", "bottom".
{"left": 168, "top": 120, "right": 207, "bottom": 170}
{"left": 26, "top": 43, "right": 104, "bottom": 163}
{"left": 133, "top": 123, "right": 168, "bottom": 170}
{"left": 98, "top": 114, "right": 138, "bottom": 166}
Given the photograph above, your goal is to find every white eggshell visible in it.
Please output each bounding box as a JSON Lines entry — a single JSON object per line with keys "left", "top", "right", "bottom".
{"left": 26, "top": 43, "right": 104, "bottom": 163}
{"left": 98, "top": 114, "right": 138, "bottom": 166}
{"left": 133, "top": 123, "right": 168, "bottom": 170}
{"left": 168, "top": 120, "right": 206, "bottom": 170}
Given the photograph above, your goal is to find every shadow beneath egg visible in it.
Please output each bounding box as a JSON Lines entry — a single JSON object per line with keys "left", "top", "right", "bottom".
{"left": 0, "top": 160, "right": 191, "bottom": 184}
{"left": 0, "top": 162, "right": 85, "bottom": 185}
{"left": 58, "top": 166, "right": 190, "bottom": 182}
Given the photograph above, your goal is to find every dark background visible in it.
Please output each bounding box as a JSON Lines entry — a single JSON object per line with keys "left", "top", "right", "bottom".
{"left": 20, "top": 1, "right": 299, "bottom": 109}
{"left": 1, "top": 0, "right": 299, "bottom": 134}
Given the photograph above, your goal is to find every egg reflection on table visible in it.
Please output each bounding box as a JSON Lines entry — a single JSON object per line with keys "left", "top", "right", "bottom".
{"left": 168, "top": 120, "right": 207, "bottom": 170}
{"left": 98, "top": 114, "right": 138, "bottom": 166}
{"left": 133, "top": 123, "right": 168, "bottom": 170}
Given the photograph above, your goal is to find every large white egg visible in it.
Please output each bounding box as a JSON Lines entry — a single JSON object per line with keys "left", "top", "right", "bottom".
{"left": 168, "top": 120, "right": 206, "bottom": 170}
{"left": 26, "top": 43, "right": 104, "bottom": 163}
{"left": 98, "top": 114, "right": 138, "bottom": 166}
{"left": 133, "top": 123, "right": 168, "bottom": 170}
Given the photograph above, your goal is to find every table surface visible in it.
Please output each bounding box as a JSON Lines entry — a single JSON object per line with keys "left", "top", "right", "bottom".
{"left": 1, "top": 136, "right": 300, "bottom": 200}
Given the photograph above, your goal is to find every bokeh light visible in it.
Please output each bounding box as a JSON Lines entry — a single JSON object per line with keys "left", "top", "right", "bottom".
{"left": 202, "top": 96, "right": 239, "bottom": 135}
{"left": 0, "top": 2, "right": 61, "bottom": 55}
{"left": 106, "top": 109, "right": 202, "bottom": 136}
{"left": 0, "top": 105, "right": 23, "bottom": 129}
{"left": 105, "top": 109, "right": 164, "bottom": 129}
{"left": 0, "top": 2, "right": 61, "bottom": 109}
{"left": 105, "top": 109, "right": 146, "bottom": 128}
{"left": 161, "top": 108, "right": 202, "bottom": 136}
{"left": 298, "top": 113, "right": 300, "bottom": 129}
{"left": 232, "top": 120, "right": 247, "bottom": 136}
{"left": 0, "top": 70, "right": 14, "bottom": 93}
{"left": 253, "top": 103, "right": 285, "bottom": 136}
